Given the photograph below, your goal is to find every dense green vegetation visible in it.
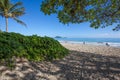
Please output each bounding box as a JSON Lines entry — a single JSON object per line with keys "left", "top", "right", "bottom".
{"left": 41, "top": 0, "right": 120, "bottom": 31}
{"left": 0, "top": 32, "right": 68, "bottom": 66}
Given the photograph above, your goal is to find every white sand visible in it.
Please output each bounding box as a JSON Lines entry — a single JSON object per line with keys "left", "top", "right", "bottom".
{"left": 0, "top": 42, "right": 120, "bottom": 80}
{"left": 61, "top": 42, "right": 120, "bottom": 57}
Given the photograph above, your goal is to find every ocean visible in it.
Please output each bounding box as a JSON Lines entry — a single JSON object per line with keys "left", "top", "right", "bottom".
{"left": 54, "top": 38, "right": 120, "bottom": 48}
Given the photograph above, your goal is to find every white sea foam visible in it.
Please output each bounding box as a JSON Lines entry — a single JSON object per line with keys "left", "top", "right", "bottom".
{"left": 59, "top": 40, "right": 120, "bottom": 48}
{"left": 108, "top": 42, "right": 120, "bottom": 47}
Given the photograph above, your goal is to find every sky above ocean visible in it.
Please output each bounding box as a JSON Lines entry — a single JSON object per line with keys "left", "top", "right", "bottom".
{"left": 0, "top": 0, "right": 120, "bottom": 38}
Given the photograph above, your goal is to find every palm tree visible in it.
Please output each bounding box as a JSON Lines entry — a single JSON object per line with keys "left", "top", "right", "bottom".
{"left": 0, "top": 0, "right": 26, "bottom": 32}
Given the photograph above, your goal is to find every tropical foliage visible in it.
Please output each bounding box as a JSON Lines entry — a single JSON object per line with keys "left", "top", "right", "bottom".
{"left": 41, "top": 0, "right": 120, "bottom": 31}
{"left": 0, "top": 0, "right": 26, "bottom": 32}
{"left": 0, "top": 32, "right": 69, "bottom": 68}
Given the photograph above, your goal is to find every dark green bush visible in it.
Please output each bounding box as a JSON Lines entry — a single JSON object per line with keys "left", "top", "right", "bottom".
{"left": 0, "top": 32, "right": 69, "bottom": 63}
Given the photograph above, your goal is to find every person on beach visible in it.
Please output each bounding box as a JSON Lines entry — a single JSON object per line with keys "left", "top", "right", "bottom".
{"left": 106, "top": 43, "right": 110, "bottom": 46}
{"left": 83, "top": 42, "right": 85, "bottom": 44}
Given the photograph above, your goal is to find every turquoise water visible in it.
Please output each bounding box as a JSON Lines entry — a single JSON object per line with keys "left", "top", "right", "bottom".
{"left": 54, "top": 38, "right": 120, "bottom": 47}
{"left": 55, "top": 38, "right": 120, "bottom": 43}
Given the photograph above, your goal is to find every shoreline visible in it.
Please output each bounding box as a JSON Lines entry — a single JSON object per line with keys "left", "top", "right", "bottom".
{"left": 59, "top": 40, "right": 120, "bottom": 48}
{"left": 0, "top": 41, "right": 120, "bottom": 80}
{"left": 60, "top": 42, "right": 120, "bottom": 57}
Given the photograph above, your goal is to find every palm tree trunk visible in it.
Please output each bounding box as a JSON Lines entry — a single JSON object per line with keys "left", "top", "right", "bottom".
{"left": 5, "top": 17, "right": 8, "bottom": 32}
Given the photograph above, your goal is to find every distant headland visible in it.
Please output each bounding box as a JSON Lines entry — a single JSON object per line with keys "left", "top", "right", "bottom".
{"left": 55, "top": 36, "right": 66, "bottom": 38}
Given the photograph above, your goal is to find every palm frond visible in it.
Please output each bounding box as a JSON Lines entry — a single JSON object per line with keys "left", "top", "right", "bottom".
{"left": 0, "top": 0, "right": 5, "bottom": 9}
{"left": 11, "top": 11, "right": 25, "bottom": 18}
{"left": 0, "top": 8, "right": 4, "bottom": 17}
{"left": 13, "top": 17, "right": 27, "bottom": 27}
{"left": 4, "top": 0, "right": 10, "bottom": 7}
{"left": 9, "top": 2, "right": 23, "bottom": 12}
{"left": 9, "top": 7, "right": 25, "bottom": 16}
{"left": 2, "top": 0, "right": 11, "bottom": 10}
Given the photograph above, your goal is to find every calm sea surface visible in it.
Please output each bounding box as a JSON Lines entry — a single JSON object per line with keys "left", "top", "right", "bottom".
{"left": 54, "top": 38, "right": 120, "bottom": 47}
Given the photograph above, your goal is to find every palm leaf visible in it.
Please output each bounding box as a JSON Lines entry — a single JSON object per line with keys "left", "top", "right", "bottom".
{"left": 9, "top": 2, "right": 23, "bottom": 12}
{"left": 0, "top": 8, "right": 4, "bottom": 17}
{"left": 4, "top": 0, "right": 10, "bottom": 7}
{"left": 10, "top": 7, "right": 25, "bottom": 17}
{"left": 0, "top": 0, "right": 5, "bottom": 9}
{"left": 11, "top": 12, "right": 25, "bottom": 18}
{"left": 13, "top": 17, "right": 27, "bottom": 27}
{"left": 9, "top": 7, "right": 25, "bottom": 13}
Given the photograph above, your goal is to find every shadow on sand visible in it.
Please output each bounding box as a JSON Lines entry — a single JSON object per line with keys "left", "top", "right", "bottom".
{"left": 0, "top": 50, "right": 120, "bottom": 80}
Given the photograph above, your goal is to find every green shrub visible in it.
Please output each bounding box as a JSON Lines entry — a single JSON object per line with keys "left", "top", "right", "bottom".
{"left": 0, "top": 32, "right": 69, "bottom": 64}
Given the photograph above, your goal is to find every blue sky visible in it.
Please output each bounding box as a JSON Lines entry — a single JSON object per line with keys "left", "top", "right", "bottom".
{"left": 0, "top": 0, "right": 120, "bottom": 38}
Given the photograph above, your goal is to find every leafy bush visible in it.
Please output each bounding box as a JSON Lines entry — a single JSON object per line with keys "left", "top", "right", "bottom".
{"left": 0, "top": 32, "right": 69, "bottom": 64}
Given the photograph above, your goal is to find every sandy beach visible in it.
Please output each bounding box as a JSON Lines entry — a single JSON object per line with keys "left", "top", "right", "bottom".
{"left": 0, "top": 42, "right": 120, "bottom": 80}
{"left": 61, "top": 42, "right": 120, "bottom": 57}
